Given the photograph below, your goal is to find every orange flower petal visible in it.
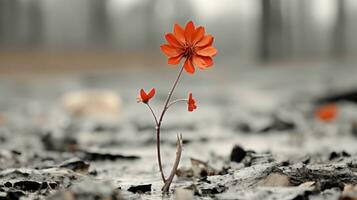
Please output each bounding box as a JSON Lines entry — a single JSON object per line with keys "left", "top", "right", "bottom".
{"left": 184, "top": 21, "right": 195, "bottom": 44}
{"left": 148, "top": 88, "right": 155, "bottom": 99}
{"left": 168, "top": 54, "right": 183, "bottom": 65}
{"left": 184, "top": 58, "right": 195, "bottom": 74}
{"left": 192, "top": 55, "right": 213, "bottom": 69}
{"left": 160, "top": 44, "right": 181, "bottom": 57}
{"left": 140, "top": 88, "right": 155, "bottom": 103}
{"left": 188, "top": 92, "right": 197, "bottom": 112}
{"left": 140, "top": 89, "right": 148, "bottom": 102}
{"left": 192, "top": 27, "right": 205, "bottom": 44}
{"left": 197, "top": 46, "right": 217, "bottom": 57}
{"left": 174, "top": 23, "right": 185, "bottom": 44}
{"left": 196, "top": 35, "right": 214, "bottom": 47}
{"left": 165, "top": 33, "right": 181, "bottom": 47}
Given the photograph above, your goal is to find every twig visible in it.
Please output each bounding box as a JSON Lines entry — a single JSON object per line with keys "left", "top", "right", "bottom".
{"left": 162, "top": 133, "right": 183, "bottom": 192}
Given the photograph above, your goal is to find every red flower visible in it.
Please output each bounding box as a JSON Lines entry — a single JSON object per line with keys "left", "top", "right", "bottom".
{"left": 315, "top": 103, "right": 338, "bottom": 122}
{"left": 138, "top": 88, "right": 155, "bottom": 104}
{"left": 160, "top": 21, "right": 217, "bottom": 74}
{"left": 187, "top": 93, "right": 197, "bottom": 112}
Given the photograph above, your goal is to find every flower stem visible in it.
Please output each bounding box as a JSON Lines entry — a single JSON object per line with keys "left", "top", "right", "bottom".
{"left": 162, "top": 134, "right": 183, "bottom": 192}
{"left": 146, "top": 103, "right": 158, "bottom": 126}
{"left": 156, "top": 65, "right": 185, "bottom": 184}
{"left": 159, "top": 66, "right": 185, "bottom": 121}
{"left": 167, "top": 99, "right": 188, "bottom": 110}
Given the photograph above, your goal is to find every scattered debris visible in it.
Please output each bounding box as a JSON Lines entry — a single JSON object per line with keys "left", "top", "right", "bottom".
{"left": 200, "top": 184, "right": 226, "bottom": 195}
{"left": 242, "top": 152, "right": 275, "bottom": 167}
{"left": 0, "top": 150, "right": 24, "bottom": 170}
{"left": 260, "top": 116, "right": 296, "bottom": 132}
{"left": 127, "top": 184, "right": 151, "bottom": 193}
{"left": 280, "top": 163, "right": 357, "bottom": 187}
{"left": 41, "top": 131, "right": 78, "bottom": 152}
{"left": 48, "top": 179, "right": 123, "bottom": 200}
{"left": 329, "top": 151, "right": 351, "bottom": 161}
{"left": 58, "top": 158, "right": 90, "bottom": 174}
{"left": 177, "top": 158, "right": 217, "bottom": 178}
{"left": 82, "top": 150, "right": 140, "bottom": 161}
{"left": 317, "top": 90, "right": 357, "bottom": 104}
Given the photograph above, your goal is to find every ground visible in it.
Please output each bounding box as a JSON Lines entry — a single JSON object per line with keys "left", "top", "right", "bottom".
{"left": 1, "top": 60, "right": 357, "bottom": 199}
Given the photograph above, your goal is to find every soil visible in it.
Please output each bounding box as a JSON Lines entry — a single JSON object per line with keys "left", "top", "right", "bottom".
{"left": 1, "top": 62, "right": 357, "bottom": 199}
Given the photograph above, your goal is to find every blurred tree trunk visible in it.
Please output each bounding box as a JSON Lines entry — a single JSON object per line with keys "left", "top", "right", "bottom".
{"left": 0, "top": 0, "right": 19, "bottom": 49}
{"left": 0, "top": 0, "right": 6, "bottom": 47}
{"left": 88, "top": 0, "right": 110, "bottom": 49}
{"left": 144, "top": 0, "right": 158, "bottom": 50}
{"left": 259, "top": 0, "right": 270, "bottom": 61}
{"left": 259, "top": 0, "right": 284, "bottom": 62}
{"left": 332, "top": 0, "right": 346, "bottom": 57}
{"left": 26, "top": 0, "right": 43, "bottom": 49}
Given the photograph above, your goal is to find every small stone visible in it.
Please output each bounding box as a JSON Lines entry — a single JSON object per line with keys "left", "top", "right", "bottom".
{"left": 230, "top": 145, "right": 247, "bottom": 163}
{"left": 127, "top": 184, "right": 151, "bottom": 193}
{"left": 61, "top": 90, "right": 122, "bottom": 121}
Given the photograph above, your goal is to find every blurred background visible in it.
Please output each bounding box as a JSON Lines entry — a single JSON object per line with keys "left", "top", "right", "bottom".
{"left": 1, "top": 2, "right": 357, "bottom": 198}
{"left": 1, "top": 0, "right": 357, "bottom": 75}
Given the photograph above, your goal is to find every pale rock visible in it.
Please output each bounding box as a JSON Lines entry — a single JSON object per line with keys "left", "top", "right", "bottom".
{"left": 61, "top": 90, "right": 121, "bottom": 121}
{"left": 257, "top": 172, "right": 292, "bottom": 187}
{"left": 175, "top": 188, "right": 194, "bottom": 200}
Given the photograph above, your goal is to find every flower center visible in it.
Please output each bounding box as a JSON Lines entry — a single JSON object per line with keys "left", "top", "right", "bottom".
{"left": 183, "top": 43, "right": 195, "bottom": 58}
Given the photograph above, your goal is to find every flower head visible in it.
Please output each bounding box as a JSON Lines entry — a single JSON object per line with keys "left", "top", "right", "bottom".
{"left": 315, "top": 103, "right": 338, "bottom": 122}
{"left": 138, "top": 88, "right": 155, "bottom": 104}
{"left": 160, "top": 21, "right": 217, "bottom": 74}
{"left": 187, "top": 93, "right": 197, "bottom": 112}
